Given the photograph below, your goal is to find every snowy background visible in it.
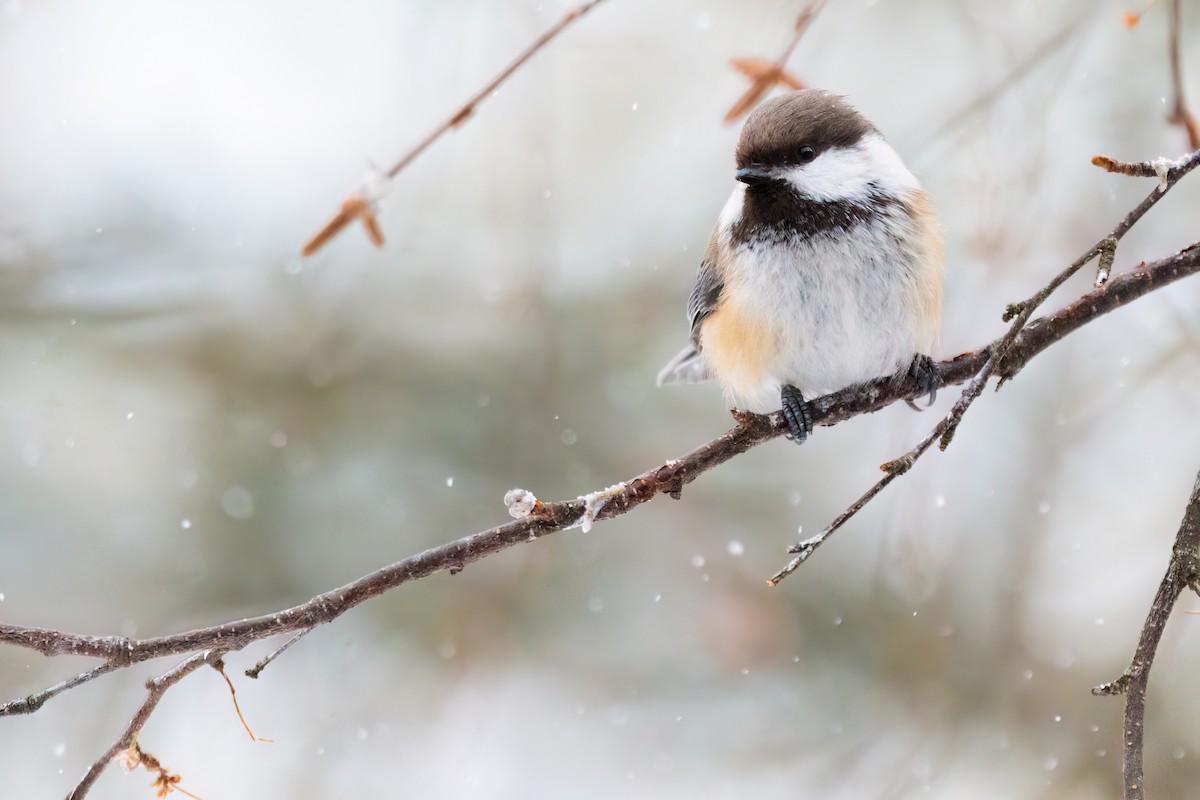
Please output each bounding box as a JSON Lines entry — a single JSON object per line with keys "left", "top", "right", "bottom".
{"left": 2, "top": 0, "right": 1200, "bottom": 797}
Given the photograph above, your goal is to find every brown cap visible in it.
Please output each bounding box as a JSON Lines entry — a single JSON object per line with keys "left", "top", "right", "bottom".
{"left": 736, "top": 89, "right": 876, "bottom": 169}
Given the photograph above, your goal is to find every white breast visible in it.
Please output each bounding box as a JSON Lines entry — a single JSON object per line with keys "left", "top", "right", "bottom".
{"left": 714, "top": 201, "right": 939, "bottom": 412}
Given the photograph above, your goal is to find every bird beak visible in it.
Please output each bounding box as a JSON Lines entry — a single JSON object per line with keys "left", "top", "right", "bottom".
{"left": 735, "top": 166, "right": 774, "bottom": 186}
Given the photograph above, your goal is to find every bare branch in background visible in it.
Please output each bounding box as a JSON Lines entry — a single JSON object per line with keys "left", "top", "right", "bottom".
{"left": 723, "top": 0, "right": 825, "bottom": 123}
{"left": 1121, "top": 0, "right": 1196, "bottom": 147}
{"left": 916, "top": 21, "right": 1080, "bottom": 164}
{"left": 1167, "top": 0, "right": 1199, "bottom": 148}
{"left": 2, "top": 148, "right": 1200, "bottom": 799}
{"left": 1092, "top": 468, "right": 1200, "bottom": 800}
{"left": 299, "top": 0, "right": 609, "bottom": 257}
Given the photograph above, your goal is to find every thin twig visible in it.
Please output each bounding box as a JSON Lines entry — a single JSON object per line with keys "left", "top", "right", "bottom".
{"left": 213, "top": 659, "right": 271, "bottom": 742}
{"left": 382, "top": 0, "right": 607, "bottom": 181}
{"left": 767, "top": 471, "right": 903, "bottom": 585}
{"left": 767, "top": 148, "right": 1200, "bottom": 584}
{"left": 1091, "top": 467, "right": 1200, "bottom": 800}
{"left": 1167, "top": 0, "right": 1199, "bottom": 148}
{"left": 66, "top": 650, "right": 225, "bottom": 800}
{"left": 915, "top": 22, "right": 1080, "bottom": 164}
{"left": 244, "top": 626, "right": 313, "bottom": 679}
{"left": 0, "top": 660, "right": 121, "bottom": 715}
{"left": 300, "top": 0, "right": 609, "bottom": 256}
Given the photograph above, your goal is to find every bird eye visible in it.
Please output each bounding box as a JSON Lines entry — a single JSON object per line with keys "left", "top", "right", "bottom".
{"left": 798, "top": 145, "right": 817, "bottom": 163}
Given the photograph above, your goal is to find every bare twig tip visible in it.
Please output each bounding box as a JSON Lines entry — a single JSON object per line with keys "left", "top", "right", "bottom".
{"left": 0, "top": 694, "right": 43, "bottom": 716}
{"left": 1092, "top": 672, "right": 1131, "bottom": 696}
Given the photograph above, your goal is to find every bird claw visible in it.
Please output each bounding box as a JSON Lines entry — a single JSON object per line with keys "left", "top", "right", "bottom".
{"left": 906, "top": 354, "right": 938, "bottom": 410}
{"left": 780, "top": 384, "right": 813, "bottom": 444}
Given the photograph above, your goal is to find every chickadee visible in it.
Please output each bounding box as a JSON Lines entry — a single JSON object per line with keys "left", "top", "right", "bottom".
{"left": 658, "top": 89, "right": 944, "bottom": 444}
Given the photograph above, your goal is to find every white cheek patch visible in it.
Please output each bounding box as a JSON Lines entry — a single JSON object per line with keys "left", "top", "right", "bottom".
{"left": 859, "top": 134, "right": 922, "bottom": 195}
{"left": 715, "top": 182, "right": 746, "bottom": 254}
{"left": 780, "top": 133, "right": 920, "bottom": 202}
{"left": 718, "top": 182, "right": 746, "bottom": 231}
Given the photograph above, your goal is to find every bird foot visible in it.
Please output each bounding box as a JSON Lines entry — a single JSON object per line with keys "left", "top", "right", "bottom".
{"left": 780, "top": 384, "right": 813, "bottom": 445}
{"left": 904, "top": 354, "right": 939, "bottom": 411}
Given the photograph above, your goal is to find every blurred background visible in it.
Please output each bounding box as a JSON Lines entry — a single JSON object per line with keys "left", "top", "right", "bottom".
{"left": 1, "top": 0, "right": 1199, "bottom": 797}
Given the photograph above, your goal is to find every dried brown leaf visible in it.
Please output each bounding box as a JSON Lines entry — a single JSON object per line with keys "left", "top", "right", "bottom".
{"left": 359, "top": 207, "right": 386, "bottom": 248}
{"left": 729, "top": 57, "right": 778, "bottom": 81}
{"left": 724, "top": 79, "right": 775, "bottom": 124}
{"left": 301, "top": 196, "right": 385, "bottom": 256}
{"left": 301, "top": 202, "right": 355, "bottom": 257}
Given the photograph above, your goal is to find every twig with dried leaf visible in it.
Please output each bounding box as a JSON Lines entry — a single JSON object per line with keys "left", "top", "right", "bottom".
{"left": 300, "top": 0, "right": 608, "bottom": 256}
{"left": 724, "top": 0, "right": 826, "bottom": 124}
{"left": 119, "top": 744, "right": 203, "bottom": 800}
{"left": 67, "top": 650, "right": 225, "bottom": 800}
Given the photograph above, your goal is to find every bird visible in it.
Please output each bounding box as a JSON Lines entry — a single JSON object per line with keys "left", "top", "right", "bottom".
{"left": 657, "top": 88, "right": 944, "bottom": 444}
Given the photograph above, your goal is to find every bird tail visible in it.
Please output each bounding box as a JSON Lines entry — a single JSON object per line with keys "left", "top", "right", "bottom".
{"left": 657, "top": 345, "right": 713, "bottom": 386}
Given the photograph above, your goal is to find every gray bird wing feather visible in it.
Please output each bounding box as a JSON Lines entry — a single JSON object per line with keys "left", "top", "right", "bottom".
{"left": 657, "top": 232, "right": 724, "bottom": 386}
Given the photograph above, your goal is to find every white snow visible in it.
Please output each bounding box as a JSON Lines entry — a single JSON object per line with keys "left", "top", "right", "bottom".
{"left": 503, "top": 488, "right": 538, "bottom": 519}
{"left": 574, "top": 483, "right": 626, "bottom": 532}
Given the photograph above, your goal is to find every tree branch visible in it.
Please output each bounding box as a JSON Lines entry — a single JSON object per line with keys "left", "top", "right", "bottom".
{"left": 4, "top": 147, "right": 1199, "bottom": 798}
{"left": 3, "top": 239, "right": 1199, "bottom": 675}
{"left": 1092, "top": 467, "right": 1200, "bottom": 800}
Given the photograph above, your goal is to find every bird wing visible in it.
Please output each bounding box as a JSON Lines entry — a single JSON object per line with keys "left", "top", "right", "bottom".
{"left": 657, "top": 233, "right": 725, "bottom": 387}
{"left": 685, "top": 256, "right": 724, "bottom": 348}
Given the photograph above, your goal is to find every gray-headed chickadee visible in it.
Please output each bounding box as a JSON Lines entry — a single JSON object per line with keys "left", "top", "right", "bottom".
{"left": 658, "top": 89, "right": 944, "bottom": 443}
